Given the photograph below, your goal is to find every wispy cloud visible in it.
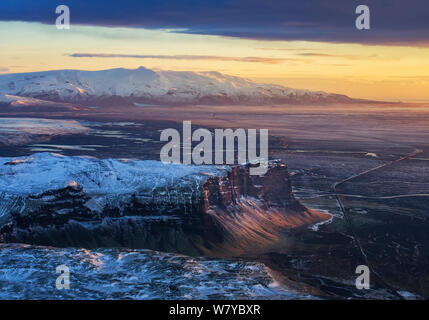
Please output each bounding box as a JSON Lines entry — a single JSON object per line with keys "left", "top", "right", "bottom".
{"left": 68, "top": 53, "right": 297, "bottom": 64}
{"left": 256, "top": 48, "right": 314, "bottom": 52}
{"left": 0, "top": 67, "right": 9, "bottom": 72}
{"left": 297, "top": 53, "right": 378, "bottom": 60}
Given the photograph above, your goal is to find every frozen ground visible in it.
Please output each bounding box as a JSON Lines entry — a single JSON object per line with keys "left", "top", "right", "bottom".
{"left": 0, "top": 244, "right": 313, "bottom": 300}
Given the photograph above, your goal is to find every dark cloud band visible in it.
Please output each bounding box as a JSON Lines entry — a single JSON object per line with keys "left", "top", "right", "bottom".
{"left": 1, "top": 0, "right": 428, "bottom": 46}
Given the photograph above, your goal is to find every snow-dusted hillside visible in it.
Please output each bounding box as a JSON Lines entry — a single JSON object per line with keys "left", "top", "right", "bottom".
{"left": 0, "top": 152, "right": 224, "bottom": 197}
{"left": 0, "top": 67, "right": 358, "bottom": 106}
{"left": 0, "top": 118, "right": 89, "bottom": 146}
{"left": 0, "top": 152, "right": 225, "bottom": 224}
{"left": 0, "top": 93, "right": 80, "bottom": 110}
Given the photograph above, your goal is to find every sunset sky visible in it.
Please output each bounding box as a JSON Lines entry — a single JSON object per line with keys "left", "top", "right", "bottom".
{"left": 1, "top": 0, "right": 428, "bottom": 101}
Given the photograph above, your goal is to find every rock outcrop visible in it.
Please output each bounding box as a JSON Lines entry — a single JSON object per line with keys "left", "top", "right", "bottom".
{"left": 0, "top": 153, "right": 329, "bottom": 255}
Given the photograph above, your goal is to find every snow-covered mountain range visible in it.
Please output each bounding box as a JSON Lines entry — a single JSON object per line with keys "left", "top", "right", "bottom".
{"left": 0, "top": 67, "right": 362, "bottom": 106}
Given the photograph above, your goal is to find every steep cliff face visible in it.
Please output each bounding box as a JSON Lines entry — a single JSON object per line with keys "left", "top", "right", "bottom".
{"left": 200, "top": 162, "right": 328, "bottom": 254}
{"left": 203, "top": 162, "right": 302, "bottom": 211}
{"left": 0, "top": 154, "right": 329, "bottom": 255}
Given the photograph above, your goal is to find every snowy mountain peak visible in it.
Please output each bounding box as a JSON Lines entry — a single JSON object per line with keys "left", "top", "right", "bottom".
{"left": 0, "top": 67, "right": 359, "bottom": 106}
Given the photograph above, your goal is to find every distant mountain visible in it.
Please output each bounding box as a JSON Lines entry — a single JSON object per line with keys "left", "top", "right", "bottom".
{"left": 0, "top": 93, "right": 81, "bottom": 111}
{"left": 0, "top": 67, "right": 366, "bottom": 106}
{"left": 0, "top": 118, "right": 89, "bottom": 147}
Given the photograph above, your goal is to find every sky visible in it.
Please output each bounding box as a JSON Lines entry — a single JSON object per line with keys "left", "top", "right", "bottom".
{"left": 0, "top": 0, "right": 428, "bottom": 101}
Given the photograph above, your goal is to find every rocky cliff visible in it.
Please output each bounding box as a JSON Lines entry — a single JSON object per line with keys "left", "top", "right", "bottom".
{"left": 0, "top": 153, "right": 329, "bottom": 255}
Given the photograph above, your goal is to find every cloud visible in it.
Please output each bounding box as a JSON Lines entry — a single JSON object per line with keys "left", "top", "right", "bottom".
{"left": 67, "top": 53, "right": 297, "bottom": 64}
{"left": 1, "top": 0, "right": 429, "bottom": 46}
{"left": 256, "top": 48, "right": 314, "bottom": 52}
{"left": 0, "top": 67, "right": 9, "bottom": 72}
{"left": 297, "top": 53, "right": 378, "bottom": 60}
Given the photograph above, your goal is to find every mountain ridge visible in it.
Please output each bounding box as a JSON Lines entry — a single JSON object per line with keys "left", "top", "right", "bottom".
{"left": 0, "top": 66, "right": 369, "bottom": 106}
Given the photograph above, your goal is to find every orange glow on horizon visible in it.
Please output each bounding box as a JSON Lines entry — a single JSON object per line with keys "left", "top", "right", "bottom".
{"left": 0, "top": 22, "right": 428, "bottom": 102}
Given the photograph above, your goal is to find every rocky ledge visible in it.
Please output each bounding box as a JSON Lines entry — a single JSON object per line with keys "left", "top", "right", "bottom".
{"left": 0, "top": 153, "right": 329, "bottom": 255}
